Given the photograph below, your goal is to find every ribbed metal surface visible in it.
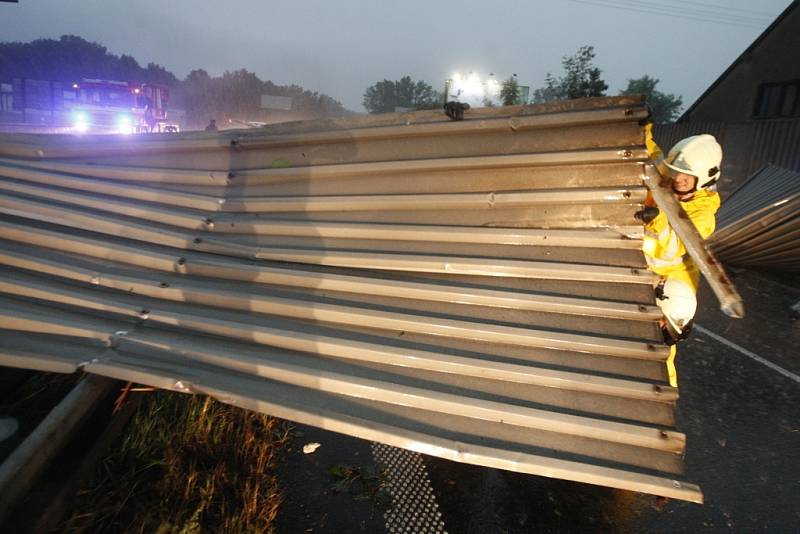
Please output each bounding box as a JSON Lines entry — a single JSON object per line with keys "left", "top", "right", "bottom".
{"left": 0, "top": 96, "right": 704, "bottom": 502}
{"left": 710, "top": 165, "right": 800, "bottom": 271}
{"left": 749, "top": 120, "right": 800, "bottom": 175}
{"left": 653, "top": 122, "right": 727, "bottom": 153}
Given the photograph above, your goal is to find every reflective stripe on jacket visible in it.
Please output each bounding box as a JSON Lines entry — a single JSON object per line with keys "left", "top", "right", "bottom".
{"left": 641, "top": 189, "right": 720, "bottom": 291}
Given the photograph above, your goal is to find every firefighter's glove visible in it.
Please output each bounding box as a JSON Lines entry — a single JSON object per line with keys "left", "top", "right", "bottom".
{"left": 634, "top": 206, "right": 660, "bottom": 223}
{"left": 654, "top": 282, "right": 666, "bottom": 300}
{"left": 444, "top": 101, "right": 470, "bottom": 121}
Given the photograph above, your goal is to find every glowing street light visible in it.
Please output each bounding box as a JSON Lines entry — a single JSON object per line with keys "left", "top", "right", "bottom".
{"left": 445, "top": 71, "right": 530, "bottom": 107}
{"left": 446, "top": 71, "right": 498, "bottom": 107}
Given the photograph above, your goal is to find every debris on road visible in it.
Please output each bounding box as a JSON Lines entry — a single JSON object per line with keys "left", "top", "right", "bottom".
{"left": 303, "top": 442, "right": 321, "bottom": 454}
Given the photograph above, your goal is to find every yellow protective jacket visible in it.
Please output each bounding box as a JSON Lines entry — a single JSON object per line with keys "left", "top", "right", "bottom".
{"left": 642, "top": 190, "right": 720, "bottom": 291}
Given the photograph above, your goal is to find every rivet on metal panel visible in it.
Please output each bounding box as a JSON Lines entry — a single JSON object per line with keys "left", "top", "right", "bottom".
{"left": 230, "top": 139, "right": 242, "bottom": 150}
{"left": 193, "top": 237, "right": 203, "bottom": 244}
{"left": 226, "top": 172, "right": 236, "bottom": 184}
{"left": 203, "top": 217, "right": 214, "bottom": 229}
{"left": 109, "top": 330, "right": 128, "bottom": 348}
{"left": 638, "top": 305, "right": 647, "bottom": 312}
{"left": 647, "top": 344, "right": 657, "bottom": 352}
{"left": 653, "top": 384, "right": 663, "bottom": 393}
{"left": 176, "top": 257, "right": 187, "bottom": 267}
{"left": 672, "top": 481, "right": 682, "bottom": 489}
{"left": 623, "top": 190, "right": 632, "bottom": 199}
{"left": 159, "top": 282, "right": 169, "bottom": 288}
{"left": 624, "top": 108, "right": 634, "bottom": 116}
{"left": 631, "top": 268, "right": 640, "bottom": 275}
{"left": 90, "top": 275, "right": 100, "bottom": 286}
{"left": 659, "top": 430, "right": 669, "bottom": 439}
{"left": 139, "top": 309, "right": 150, "bottom": 320}
{"left": 622, "top": 149, "right": 633, "bottom": 158}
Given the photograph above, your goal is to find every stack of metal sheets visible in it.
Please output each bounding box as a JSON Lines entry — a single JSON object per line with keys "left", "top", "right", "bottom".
{"left": 710, "top": 165, "right": 800, "bottom": 271}
{"left": 0, "top": 96, "right": 704, "bottom": 502}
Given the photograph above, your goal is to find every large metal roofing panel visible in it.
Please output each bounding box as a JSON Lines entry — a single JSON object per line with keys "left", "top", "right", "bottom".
{"left": 710, "top": 164, "right": 800, "bottom": 271}
{"left": 0, "top": 96, "right": 709, "bottom": 501}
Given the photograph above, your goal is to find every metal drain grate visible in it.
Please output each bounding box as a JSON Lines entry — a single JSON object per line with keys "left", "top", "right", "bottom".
{"left": 371, "top": 442, "right": 447, "bottom": 533}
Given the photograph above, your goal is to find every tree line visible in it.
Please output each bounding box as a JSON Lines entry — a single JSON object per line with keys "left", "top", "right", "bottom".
{"left": 0, "top": 36, "right": 684, "bottom": 124}
{"left": 180, "top": 68, "right": 346, "bottom": 128}
{"left": 363, "top": 45, "right": 683, "bottom": 123}
{"left": 0, "top": 35, "right": 348, "bottom": 128}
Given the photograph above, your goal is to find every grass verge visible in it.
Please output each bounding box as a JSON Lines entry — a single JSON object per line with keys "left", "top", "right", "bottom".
{"left": 61, "top": 390, "right": 290, "bottom": 533}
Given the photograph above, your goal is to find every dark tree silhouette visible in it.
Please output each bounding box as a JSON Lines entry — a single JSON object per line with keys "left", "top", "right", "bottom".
{"left": 620, "top": 75, "right": 683, "bottom": 123}
{"left": 363, "top": 76, "right": 440, "bottom": 113}
{"left": 532, "top": 45, "right": 608, "bottom": 103}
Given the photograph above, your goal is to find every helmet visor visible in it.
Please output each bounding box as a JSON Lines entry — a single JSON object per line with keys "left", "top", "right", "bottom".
{"left": 662, "top": 152, "right": 700, "bottom": 179}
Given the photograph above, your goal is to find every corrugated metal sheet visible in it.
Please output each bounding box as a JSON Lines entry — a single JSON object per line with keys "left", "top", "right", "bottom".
{"left": 710, "top": 165, "right": 800, "bottom": 271}
{"left": 653, "top": 122, "right": 727, "bottom": 154}
{"left": 0, "top": 96, "right": 706, "bottom": 501}
{"left": 749, "top": 119, "right": 800, "bottom": 175}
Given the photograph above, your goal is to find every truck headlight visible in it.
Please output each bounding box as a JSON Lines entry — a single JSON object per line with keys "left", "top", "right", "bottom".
{"left": 116, "top": 114, "right": 134, "bottom": 135}
{"left": 73, "top": 112, "right": 89, "bottom": 133}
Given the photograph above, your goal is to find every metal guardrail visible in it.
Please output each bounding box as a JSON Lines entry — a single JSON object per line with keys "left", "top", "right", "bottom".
{"left": 0, "top": 96, "right": 718, "bottom": 502}
{"left": 0, "top": 375, "right": 117, "bottom": 525}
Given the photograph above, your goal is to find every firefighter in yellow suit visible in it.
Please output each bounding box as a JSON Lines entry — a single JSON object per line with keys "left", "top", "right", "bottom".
{"left": 639, "top": 126, "right": 722, "bottom": 386}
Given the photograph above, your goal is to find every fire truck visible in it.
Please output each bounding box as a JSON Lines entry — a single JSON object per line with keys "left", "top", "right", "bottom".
{"left": 0, "top": 78, "right": 179, "bottom": 134}
{"left": 68, "top": 79, "right": 178, "bottom": 134}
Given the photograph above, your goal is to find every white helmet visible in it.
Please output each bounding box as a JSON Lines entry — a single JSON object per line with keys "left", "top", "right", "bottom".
{"left": 664, "top": 134, "right": 722, "bottom": 190}
{"left": 656, "top": 278, "right": 697, "bottom": 336}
